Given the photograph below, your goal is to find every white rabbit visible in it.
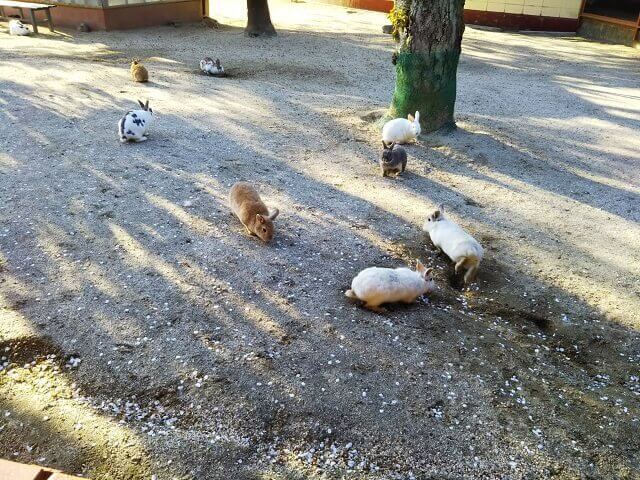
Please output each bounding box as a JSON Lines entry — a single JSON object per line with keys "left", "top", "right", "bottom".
{"left": 422, "top": 205, "right": 483, "bottom": 285}
{"left": 382, "top": 111, "right": 421, "bottom": 145}
{"left": 345, "top": 260, "right": 435, "bottom": 313}
{"left": 118, "top": 100, "right": 153, "bottom": 143}
{"left": 9, "top": 19, "right": 31, "bottom": 36}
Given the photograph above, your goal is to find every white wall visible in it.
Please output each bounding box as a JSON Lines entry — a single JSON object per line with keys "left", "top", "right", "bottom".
{"left": 465, "top": 0, "right": 582, "bottom": 19}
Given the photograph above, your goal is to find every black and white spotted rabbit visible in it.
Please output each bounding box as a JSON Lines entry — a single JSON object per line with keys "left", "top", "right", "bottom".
{"left": 118, "top": 100, "right": 153, "bottom": 143}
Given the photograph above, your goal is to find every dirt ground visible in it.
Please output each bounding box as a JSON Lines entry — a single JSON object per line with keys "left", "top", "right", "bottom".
{"left": 1, "top": 1, "right": 639, "bottom": 479}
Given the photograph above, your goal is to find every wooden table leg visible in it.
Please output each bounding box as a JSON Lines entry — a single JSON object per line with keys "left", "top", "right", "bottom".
{"left": 29, "top": 9, "right": 38, "bottom": 33}
{"left": 45, "top": 8, "right": 53, "bottom": 32}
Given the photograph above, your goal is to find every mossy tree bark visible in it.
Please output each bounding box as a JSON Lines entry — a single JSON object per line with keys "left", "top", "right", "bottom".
{"left": 390, "top": 0, "right": 466, "bottom": 132}
{"left": 245, "top": 0, "right": 277, "bottom": 37}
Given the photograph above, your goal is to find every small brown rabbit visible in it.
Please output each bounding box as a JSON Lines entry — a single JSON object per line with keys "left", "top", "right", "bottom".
{"left": 130, "top": 60, "right": 149, "bottom": 83}
{"left": 229, "top": 182, "right": 279, "bottom": 242}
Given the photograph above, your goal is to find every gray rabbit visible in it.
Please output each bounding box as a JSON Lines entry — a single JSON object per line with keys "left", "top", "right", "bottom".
{"left": 380, "top": 141, "right": 407, "bottom": 177}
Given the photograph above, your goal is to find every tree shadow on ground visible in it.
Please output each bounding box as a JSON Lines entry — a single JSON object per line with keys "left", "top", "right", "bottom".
{"left": 1, "top": 18, "right": 640, "bottom": 480}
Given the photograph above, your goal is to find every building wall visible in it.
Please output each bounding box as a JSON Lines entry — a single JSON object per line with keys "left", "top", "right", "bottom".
{"left": 464, "top": 0, "right": 582, "bottom": 31}
{"left": 305, "top": 0, "right": 583, "bottom": 31}
{"left": 314, "top": 0, "right": 392, "bottom": 12}
{"left": 466, "top": 0, "right": 582, "bottom": 20}
{"left": 104, "top": 0, "right": 201, "bottom": 29}
{"left": 1, "top": 0, "right": 201, "bottom": 30}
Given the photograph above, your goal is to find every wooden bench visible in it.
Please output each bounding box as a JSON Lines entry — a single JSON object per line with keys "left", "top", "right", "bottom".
{"left": 0, "top": 0, "right": 55, "bottom": 34}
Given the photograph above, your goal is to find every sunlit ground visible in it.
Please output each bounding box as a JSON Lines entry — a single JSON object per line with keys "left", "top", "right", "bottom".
{"left": 1, "top": 2, "right": 639, "bottom": 478}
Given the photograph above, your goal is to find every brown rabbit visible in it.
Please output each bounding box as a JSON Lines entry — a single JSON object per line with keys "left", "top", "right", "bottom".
{"left": 130, "top": 60, "right": 149, "bottom": 83}
{"left": 229, "top": 182, "right": 279, "bottom": 242}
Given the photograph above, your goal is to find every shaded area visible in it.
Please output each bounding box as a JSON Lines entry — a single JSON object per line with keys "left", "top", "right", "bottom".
{"left": 1, "top": 2, "right": 640, "bottom": 479}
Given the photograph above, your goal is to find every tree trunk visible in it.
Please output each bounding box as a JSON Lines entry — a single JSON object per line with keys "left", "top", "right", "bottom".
{"left": 245, "top": 0, "right": 276, "bottom": 37}
{"left": 389, "top": 0, "right": 466, "bottom": 132}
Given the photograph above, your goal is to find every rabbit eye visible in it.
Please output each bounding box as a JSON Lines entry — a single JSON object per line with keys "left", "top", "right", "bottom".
{"left": 262, "top": 228, "right": 267, "bottom": 233}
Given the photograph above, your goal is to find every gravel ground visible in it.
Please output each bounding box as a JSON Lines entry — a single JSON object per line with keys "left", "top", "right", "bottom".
{"left": 1, "top": 1, "right": 639, "bottom": 479}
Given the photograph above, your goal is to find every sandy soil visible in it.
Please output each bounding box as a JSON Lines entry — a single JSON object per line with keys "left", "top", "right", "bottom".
{"left": 1, "top": 1, "right": 639, "bottom": 478}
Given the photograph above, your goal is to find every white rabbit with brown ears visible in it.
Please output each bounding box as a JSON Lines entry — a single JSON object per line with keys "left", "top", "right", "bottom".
{"left": 422, "top": 205, "right": 484, "bottom": 285}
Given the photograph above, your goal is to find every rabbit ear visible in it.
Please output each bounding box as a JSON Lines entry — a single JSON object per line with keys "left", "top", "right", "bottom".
{"left": 268, "top": 208, "right": 279, "bottom": 221}
{"left": 424, "top": 267, "right": 433, "bottom": 278}
{"left": 415, "top": 259, "right": 426, "bottom": 273}
{"left": 437, "top": 204, "right": 445, "bottom": 213}
{"left": 267, "top": 208, "right": 280, "bottom": 220}
{"left": 414, "top": 111, "right": 420, "bottom": 122}
{"left": 144, "top": 100, "right": 149, "bottom": 110}
{"left": 407, "top": 114, "right": 415, "bottom": 122}
{"left": 256, "top": 214, "right": 266, "bottom": 224}
{"left": 389, "top": 142, "right": 396, "bottom": 149}
{"left": 382, "top": 140, "right": 387, "bottom": 149}
{"left": 137, "top": 100, "right": 145, "bottom": 109}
